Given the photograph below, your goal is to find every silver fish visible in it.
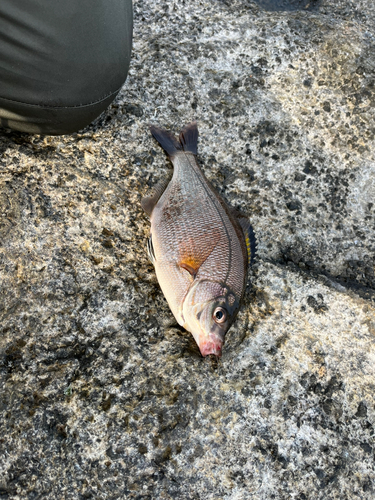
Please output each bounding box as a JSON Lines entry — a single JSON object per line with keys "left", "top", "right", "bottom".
{"left": 142, "top": 122, "right": 255, "bottom": 356}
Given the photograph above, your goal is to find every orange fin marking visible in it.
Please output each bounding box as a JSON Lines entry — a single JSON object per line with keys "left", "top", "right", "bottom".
{"left": 177, "top": 232, "right": 220, "bottom": 277}
{"left": 180, "top": 262, "right": 199, "bottom": 277}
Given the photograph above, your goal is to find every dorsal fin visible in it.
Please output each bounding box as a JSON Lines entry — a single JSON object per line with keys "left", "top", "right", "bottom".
{"left": 179, "top": 122, "right": 198, "bottom": 155}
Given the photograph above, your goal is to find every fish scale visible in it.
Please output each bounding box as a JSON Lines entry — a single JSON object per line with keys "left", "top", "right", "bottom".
{"left": 142, "top": 122, "right": 255, "bottom": 357}
{"left": 158, "top": 154, "right": 242, "bottom": 284}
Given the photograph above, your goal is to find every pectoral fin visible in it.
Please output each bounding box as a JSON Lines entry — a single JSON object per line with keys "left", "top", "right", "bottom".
{"left": 178, "top": 232, "right": 220, "bottom": 277}
{"left": 179, "top": 259, "right": 201, "bottom": 278}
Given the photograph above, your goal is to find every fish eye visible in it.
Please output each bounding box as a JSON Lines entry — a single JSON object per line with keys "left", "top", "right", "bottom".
{"left": 213, "top": 307, "right": 227, "bottom": 324}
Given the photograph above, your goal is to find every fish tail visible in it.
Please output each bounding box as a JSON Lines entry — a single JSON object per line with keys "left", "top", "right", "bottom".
{"left": 150, "top": 125, "right": 181, "bottom": 157}
{"left": 179, "top": 121, "right": 198, "bottom": 155}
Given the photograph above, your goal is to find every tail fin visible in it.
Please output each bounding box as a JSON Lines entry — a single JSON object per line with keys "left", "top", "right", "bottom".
{"left": 150, "top": 125, "right": 181, "bottom": 157}
{"left": 179, "top": 121, "right": 198, "bottom": 155}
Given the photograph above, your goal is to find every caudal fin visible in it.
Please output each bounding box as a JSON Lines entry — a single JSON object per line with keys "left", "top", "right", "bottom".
{"left": 179, "top": 121, "right": 198, "bottom": 155}
{"left": 150, "top": 122, "right": 199, "bottom": 157}
{"left": 150, "top": 125, "right": 181, "bottom": 157}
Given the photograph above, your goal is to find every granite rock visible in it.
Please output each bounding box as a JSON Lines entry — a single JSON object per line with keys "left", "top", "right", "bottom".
{"left": 0, "top": 0, "right": 374, "bottom": 498}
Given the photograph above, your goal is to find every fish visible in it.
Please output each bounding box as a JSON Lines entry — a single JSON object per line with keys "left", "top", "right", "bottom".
{"left": 142, "top": 122, "right": 256, "bottom": 357}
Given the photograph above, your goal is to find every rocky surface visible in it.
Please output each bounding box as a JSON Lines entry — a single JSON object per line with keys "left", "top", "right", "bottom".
{"left": 0, "top": 0, "right": 375, "bottom": 498}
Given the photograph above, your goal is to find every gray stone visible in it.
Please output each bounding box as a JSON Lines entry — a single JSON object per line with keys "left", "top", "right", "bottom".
{"left": 0, "top": 0, "right": 374, "bottom": 498}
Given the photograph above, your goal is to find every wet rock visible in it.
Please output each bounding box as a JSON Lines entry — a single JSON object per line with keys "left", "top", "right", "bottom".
{"left": 0, "top": 0, "right": 375, "bottom": 499}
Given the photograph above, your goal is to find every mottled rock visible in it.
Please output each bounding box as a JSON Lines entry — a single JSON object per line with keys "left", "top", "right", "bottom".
{"left": 0, "top": 0, "right": 374, "bottom": 498}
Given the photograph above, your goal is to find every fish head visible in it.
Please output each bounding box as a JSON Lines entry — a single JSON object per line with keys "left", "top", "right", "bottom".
{"left": 182, "top": 280, "right": 239, "bottom": 357}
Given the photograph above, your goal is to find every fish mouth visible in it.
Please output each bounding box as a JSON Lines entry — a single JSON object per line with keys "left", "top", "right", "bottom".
{"left": 187, "top": 316, "right": 224, "bottom": 357}
{"left": 198, "top": 338, "right": 223, "bottom": 357}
